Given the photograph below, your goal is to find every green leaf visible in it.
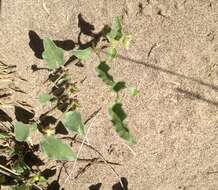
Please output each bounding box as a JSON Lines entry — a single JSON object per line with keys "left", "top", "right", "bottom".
{"left": 122, "top": 34, "right": 132, "bottom": 49}
{"left": 112, "top": 81, "right": 126, "bottom": 92}
{"left": 14, "top": 122, "right": 30, "bottom": 142}
{"left": 108, "top": 103, "right": 136, "bottom": 144}
{"left": 40, "top": 135, "right": 76, "bottom": 161}
{"left": 72, "top": 47, "right": 92, "bottom": 60}
{"left": 10, "top": 184, "right": 30, "bottom": 190}
{"left": 96, "top": 61, "right": 114, "bottom": 86}
{"left": 106, "top": 16, "right": 123, "bottom": 42}
{"left": 38, "top": 93, "right": 52, "bottom": 104}
{"left": 107, "top": 47, "right": 117, "bottom": 61}
{"left": 127, "top": 86, "right": 140, "bottom": 96}
{"left": 12, "top": 160, "right": 30, "bottom": 175}
{"left": 62, "top": 111, "right": 85, "bottom": 136}
{"left": 29, "top": 175, "right": 47, "bottom": 184}
{"left": 14, "top": 122, "right": 37, "bottom": 142}
{"left": 42, "top": 38, "right": 64, "bottom": 70}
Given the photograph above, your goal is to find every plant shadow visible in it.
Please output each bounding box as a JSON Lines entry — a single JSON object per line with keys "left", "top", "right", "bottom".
{"left": 112, "top": 177, "right": 128, "bottom": 190}
{"left": 175, "top": 87, "right": 218, "bottom": 107}
{"left": 88, "top": 177, "right": 128, "bottom": 190}
{"left": 0, "top": 109, "right": 12, "bottom": 122}
{"left": 15, "top": 106, "right": 35, "bottom": 124}
{"left": 89, "top": 183, "right": 102, "bottom": 190}
{"left": 29, "top": 13, "right": 110, "bottom": 68}
{"left": 47, "top": 180, "right": 64, "bottom": 190}
{"left": 28, "top": 30, "right": 75, "bottom": 59}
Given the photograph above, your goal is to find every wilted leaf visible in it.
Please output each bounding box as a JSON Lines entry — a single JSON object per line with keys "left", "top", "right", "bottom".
{"left": 107, "top": 47, "right": 117, "bottom": 61}
{"left": 127, "top": 86, "right": 140, "bottom": 96}
{"left": 112, "top": 81, "right": 126, "bottom": 92}
{"left": 62, "top": 111, "right": 85, "bottom": 136}
{"left": 106, "top": 17, "right": 123, "bottom": 42}
{"left": 108, "top": 103, "right": 136, "bottom": 144}
{"left": 40, "top": 135, "right": 76, "bottom": 161}
{"left": 96, "top": 62, "right": 114, "bottom": 86}
{"left": 15, "top": 122, "right": 37, "bottom": 142}
{"left": 72, "top": 47, "right": 92, "bottom": 60}
{"left": 42, "top": 38, "right": 64, "bottom": 70}
{"left": 39, "top": 93, "right": 52, "bottom": 104}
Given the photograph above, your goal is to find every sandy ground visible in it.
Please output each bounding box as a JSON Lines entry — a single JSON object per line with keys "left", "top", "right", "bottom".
{"left": 0, "top": 0, "right": 218, "bottom": 190}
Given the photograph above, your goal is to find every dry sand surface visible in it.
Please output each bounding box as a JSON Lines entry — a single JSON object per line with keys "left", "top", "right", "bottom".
{"left": 0, "top": 0, "right": 218, "bottom": 190}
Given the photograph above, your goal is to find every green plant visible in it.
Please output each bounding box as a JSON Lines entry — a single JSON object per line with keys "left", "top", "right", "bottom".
{"left": 0, "top": 123, "right": 47, "bottom": 190}
{"left": 1, "top": 16, "right": 139, "bottom": 190}
{"left": 15, "top": 16, "right": 138, "bottom": 158}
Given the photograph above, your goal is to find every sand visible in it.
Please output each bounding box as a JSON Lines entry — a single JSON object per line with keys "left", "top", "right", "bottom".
{"left": 0, "top": 0, "right": 218, "bottom": 189}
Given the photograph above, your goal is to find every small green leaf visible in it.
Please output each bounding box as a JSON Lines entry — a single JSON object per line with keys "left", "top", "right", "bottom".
{"left": 10, "top": 184, "right": 30, "bottom": 190}
{"left": 30, "top": 175, "right": 47, "bottom": 184}
{"left": 122, "top": 34, "right": 132, "bottom": 49}
{"left": 15, "top": 122, "right": 30, "bottom": 142}
{"left": 12, "top": 160, "right": 30, "bottom": 175}
{"left": 39, "top": 93, "right": 52, "bottom": 104}
{"left": 40, "top": 135, "right": 76, "bottom": 161}
{"left": 127, "top": 86, "right": 140, "bottom": 96}
{"left": 106, "top": 16, "right": 123, "bottom": 42}
{"left": 72, "top": 47, "right": 92, "bottom": 60}
{"left": 108, "top": 103, "right": 136, "bottom": 144}
{"left": 62, "top": 111, "right": 85, "bottom": 136}
{"left": 112, "top": 81, "right": 126, "bottom": 92}
{"left": 42, "top": 38, "right": 64, "bottom": 70}
{"left": 107, "top": 47, "right": 117, "bottom": 61}
{"left": 96, "top": 61, "right": 114, "bottom": 86}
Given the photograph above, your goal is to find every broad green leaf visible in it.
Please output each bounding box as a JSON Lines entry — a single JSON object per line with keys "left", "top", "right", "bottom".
{"left": 106, "top": 17, "right": 123, "bottom": 42}
{"left": 72, "top": 47, "right": 92, "bottom": 60}
{"left": 10, "top": 184, "right": 30, "bottom": 190}
{"left": 127, "top": 86, "right": 140, "bottom": 96}
{"left": 42, "top": 38, "right": 64, "bottom": 70}
{"left": 108, "top": 103, "right": 136, "bottom": 144}
{"left": 38, "top": 93, "right": 52, "bottom": 104}
{"left": 15, "top": 122, "right": 30, "bottom": 142}
{"left": 14, "top": 122, "right": 37, "bottom": 142}
{"left": 12, "top": 160, "right": 30, "bottom": 175}
{"left": 96, "top": 62, "right": 114, "bottom": 86}
{"left": 40, "top": 135, "right": 76, "bottom": 161}
{"left": 112, "top": 81, "right": 126, "bottom": 92}
{"left": 107, "top": 47, "right": 117, "bottom": 61}
{"left": 62, "top": 111, "right": 85, "bottom": 136}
